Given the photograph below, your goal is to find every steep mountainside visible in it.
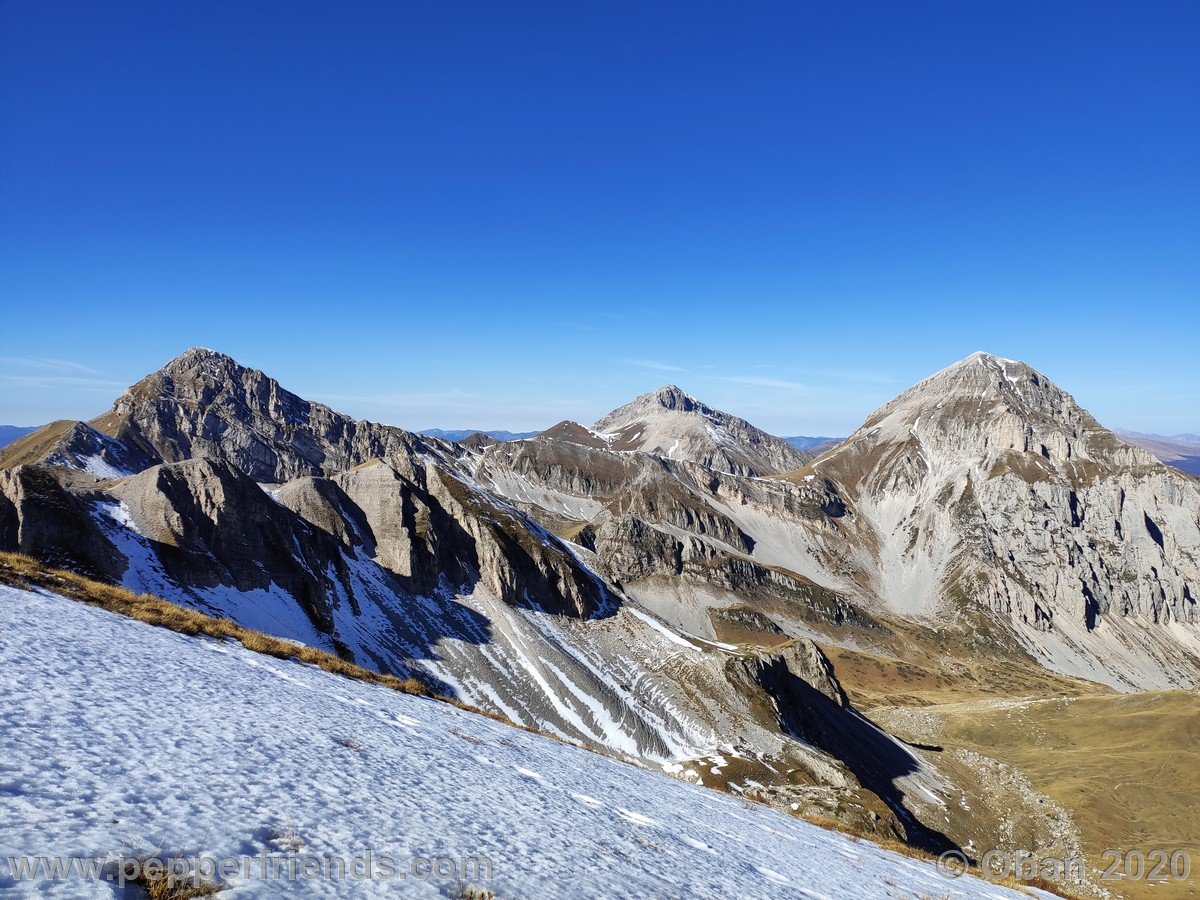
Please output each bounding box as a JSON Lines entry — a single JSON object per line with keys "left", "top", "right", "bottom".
{"left": 807, "top": 352, "right": 1200, "bottom": 688}
{"left": 0, "top": 419, "right": 154, "bottom": 477}
{"left": 85, "top": 347, "right": 435, "bottom": 483}
{"left": 0, "top": 350, "right": 953, "bottom": 849}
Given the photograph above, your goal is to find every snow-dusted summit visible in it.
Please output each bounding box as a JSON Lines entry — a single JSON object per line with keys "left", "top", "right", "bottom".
{"left": 585, "top": 385, "right": 808, "bottom": 476}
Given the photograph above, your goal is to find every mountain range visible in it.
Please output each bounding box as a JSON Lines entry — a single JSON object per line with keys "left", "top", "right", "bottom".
{"left": 419, "top": 428, "right": 541, "bottom": 442}
{"left": 782, "top": 434, "right": 844, "bottom": 454}
{"left": 2, "top": 346, "right": 1198, "bottom": 896}
{"left": 1115, "top": 429, "right": 1200, "bottom": 476}
{"left": 0, "top": 425, "right": 37, "bottom": 449}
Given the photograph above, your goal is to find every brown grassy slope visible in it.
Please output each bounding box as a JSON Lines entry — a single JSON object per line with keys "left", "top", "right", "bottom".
{"left": 0, "top": 419, "right": 76, "bottom": 467}
{"left": 821, "top": 641, "right": 1111, "bottom": 710}
{"left": 938, "top": 692, "right": 1200, "bottom": 900}
{"left": 873, "top": 690, "right": 1200, "bottom": 900}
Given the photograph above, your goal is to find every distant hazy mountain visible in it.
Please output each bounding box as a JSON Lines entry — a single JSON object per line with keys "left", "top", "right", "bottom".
{"left": 581, "top": 384, "right": 809, "bottom": 476}
{"left": 1115, "top": 430, "right": 1200, "bottom": 476}
{"left": 0, "top": 425, "right": 37, "bottom": 449}
{"left": 783, "top": 435, "right": 844, "bottom": 455}
{"left": 419, "top": 428, "right": 540, "bottom": 442}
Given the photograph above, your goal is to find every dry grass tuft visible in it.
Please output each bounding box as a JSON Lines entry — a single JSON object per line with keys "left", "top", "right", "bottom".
{"left": 120, "top": 855, "right": 224, "bottom": 900}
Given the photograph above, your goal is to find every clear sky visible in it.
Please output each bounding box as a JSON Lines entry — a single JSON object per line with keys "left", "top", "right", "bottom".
{"left": 1, "top": 1, "right": 1197, "bottom": 436}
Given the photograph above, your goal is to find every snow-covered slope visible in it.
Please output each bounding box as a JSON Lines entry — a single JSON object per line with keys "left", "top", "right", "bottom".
{"left": 0, "top": 583, "right": 1035, "bottom": 899}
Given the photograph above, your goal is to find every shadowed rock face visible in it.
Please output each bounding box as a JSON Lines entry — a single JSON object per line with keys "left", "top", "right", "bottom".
{"left": 0, "top": 466, "right": 124, "bottom": 581}
{"left": 276, "top": 457, "right": 609, "bottom": 618}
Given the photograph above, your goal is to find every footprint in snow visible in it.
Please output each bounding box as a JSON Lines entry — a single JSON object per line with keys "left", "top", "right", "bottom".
{"left": 616, "top": 809, "right": 657, "bottom": 827}
{"left": 572, "top": 793, "right": 602, "bottom": 807}
{"left": 515, "top": 767, "right": 545, "bottom": 781}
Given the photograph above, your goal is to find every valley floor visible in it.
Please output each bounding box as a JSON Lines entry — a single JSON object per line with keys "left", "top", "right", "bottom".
{"left": 0, "top": 583, "right": 1045, "bottom": 899}
{"left": 875, "top": 691, "right": 1200, "bottom": 900}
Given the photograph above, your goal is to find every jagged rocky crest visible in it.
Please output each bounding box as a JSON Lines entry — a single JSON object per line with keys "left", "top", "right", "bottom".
{"left": 87, "top": 347, "right": 436, "bottom": 482}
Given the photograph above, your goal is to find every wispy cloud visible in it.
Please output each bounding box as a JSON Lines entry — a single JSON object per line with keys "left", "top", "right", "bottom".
{"left": 619, "top": 359, "right": 690, "bottom": 373}
{"left": 0, "top": 356, "right": 100, "bottom": 375}
{"left": 720, "top": 375, "right": 807, "bottom": 391}
{"left": 0, "top": 356, "right": 126, "bottom": 393}
{"left": 0, "top": 374, "right": 127, "bottom": 392}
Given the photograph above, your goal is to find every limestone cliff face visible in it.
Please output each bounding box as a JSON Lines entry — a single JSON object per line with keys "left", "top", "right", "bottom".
{"left": 108, "top": 457, "right": 347, "bottom": 631}
{"left": 812, "top": 352, "right": 1200, "bottom": 685}
{"left": 0, "top": 465, "right": 124, "bottom": 580}
{"left": 727, "top": 639, "right": 849, "bottom": 713}
{"left": 276, "top": 456, "right": 609, "bottom": 618}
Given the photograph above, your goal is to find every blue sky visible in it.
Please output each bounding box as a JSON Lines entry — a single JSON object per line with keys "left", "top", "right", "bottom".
{"left": 2, "top": 1, "right": 1197, "bottom": 436}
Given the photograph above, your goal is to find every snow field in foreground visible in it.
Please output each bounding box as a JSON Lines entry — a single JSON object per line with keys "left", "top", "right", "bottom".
{"left": 0, "top": 585, "right": 1039, "bottom": 898}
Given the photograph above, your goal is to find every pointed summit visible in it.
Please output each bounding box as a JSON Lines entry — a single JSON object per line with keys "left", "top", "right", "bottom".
{"left": 593, "top": 386, "right": 807, "bottom": 476}
{"left": 157, "top": 346, "right": 257, "bottom": 382}
{"left": 84, "top": 348, "right": 424, "bottom": 482}
{"left": 818, "top": 353, "right": 1161, "bottom": 492}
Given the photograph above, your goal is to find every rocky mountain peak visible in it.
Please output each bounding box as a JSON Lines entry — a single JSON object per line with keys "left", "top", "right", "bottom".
{"left": 593, "top": 386, "right": 807, "bottom": 476}
{"left": 844, "top": 351, "right": 1112, "bottom": 467}
{"left": 884, "top": 352, "right": 1054, "bottom": 415}
{"left": 153, "top": 347, "right": 268, "bottom": 394}
{"left": 164, "top": 346, "right": 238, "bottom": 369}
{"left": 85, "top": 349, "right": 427, "bottom": 483}
{"left": 812, "top": 353, "right": 1193, "bottom": 646}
